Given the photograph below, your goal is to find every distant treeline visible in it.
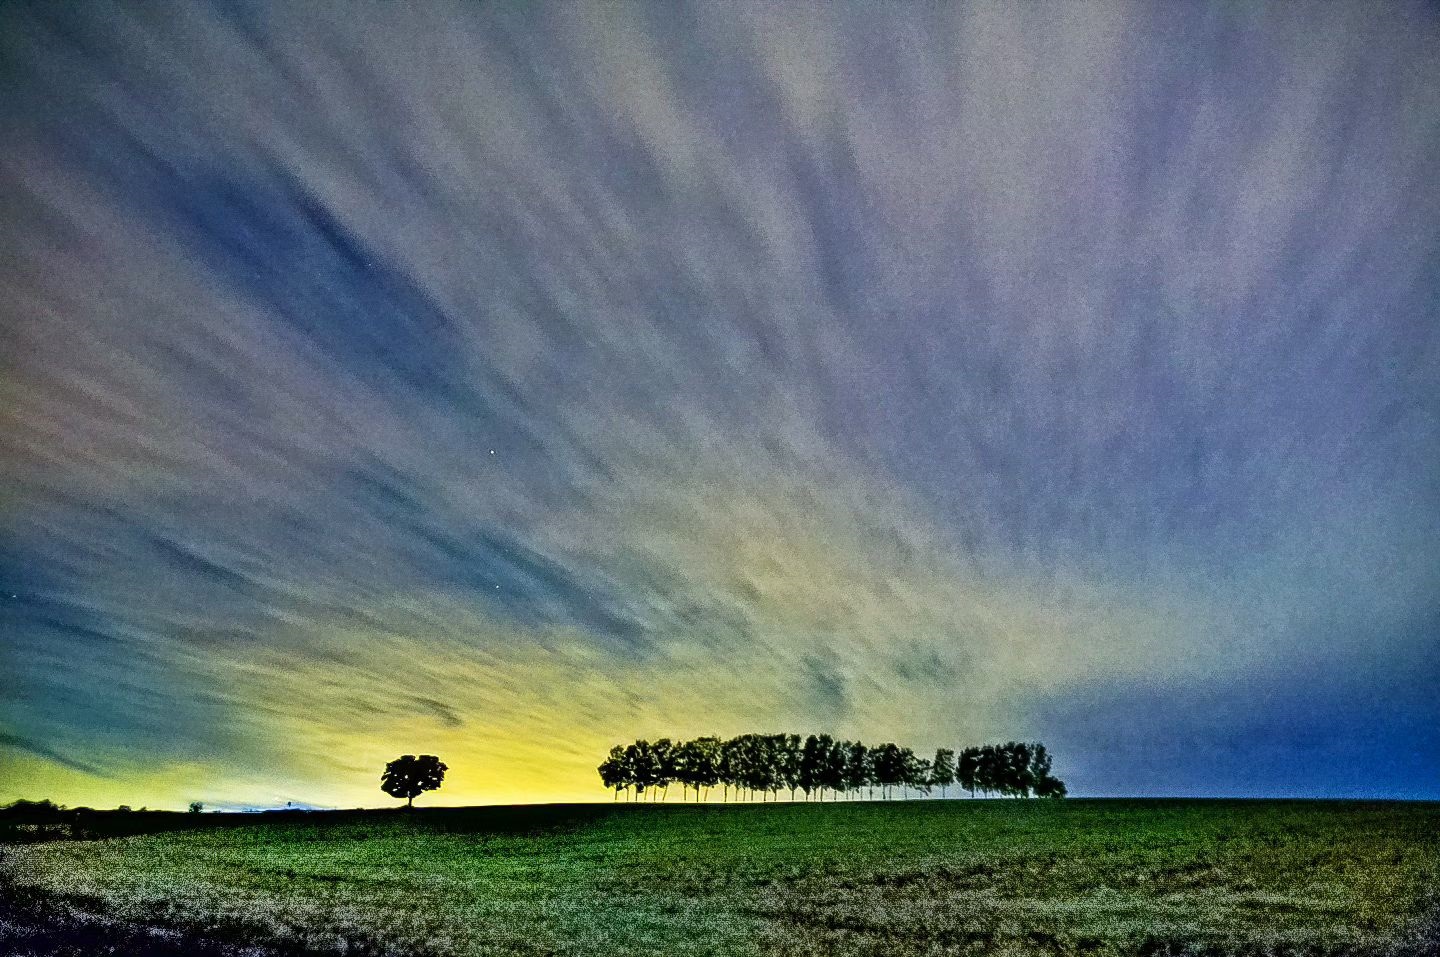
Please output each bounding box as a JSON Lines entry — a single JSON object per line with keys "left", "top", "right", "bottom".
{"left": 0, "top": 799, "right": 218, "bottom": 844}
{"left": 597, "top": 736, "right": 1066, "bottom": 801}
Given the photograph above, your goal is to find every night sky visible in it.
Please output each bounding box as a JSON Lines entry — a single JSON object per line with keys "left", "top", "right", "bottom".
{"left": 2, "top": 2, "right": 1437, "bottom": 809}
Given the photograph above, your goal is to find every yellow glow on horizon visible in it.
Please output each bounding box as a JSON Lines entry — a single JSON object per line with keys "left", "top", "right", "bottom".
{"left": 3, "top": 459, "right": 1214, "bottom": 812}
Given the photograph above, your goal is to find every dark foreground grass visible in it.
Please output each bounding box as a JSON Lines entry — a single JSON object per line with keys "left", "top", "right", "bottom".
{"left": 2, "top": 800, "right": 1437, "bottom": 957}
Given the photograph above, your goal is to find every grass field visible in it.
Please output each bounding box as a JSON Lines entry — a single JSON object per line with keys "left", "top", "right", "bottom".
{"left": 3, "top": 800, "right": 1438, "bottom": 956}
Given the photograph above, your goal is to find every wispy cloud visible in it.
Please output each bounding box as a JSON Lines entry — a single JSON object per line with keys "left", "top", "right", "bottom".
{"left": 1, "top": 1, "right": 1436, "bottom": 803}
{"left": 0, "top": 733, "right": 109, "bottom": 778}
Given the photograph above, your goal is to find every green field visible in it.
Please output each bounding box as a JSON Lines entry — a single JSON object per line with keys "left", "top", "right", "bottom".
{"left": 3, "top": 800, "right": 1438, "bottom": 956}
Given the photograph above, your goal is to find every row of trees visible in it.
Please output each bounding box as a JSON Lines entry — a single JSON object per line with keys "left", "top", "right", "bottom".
{"left": 597, "top": 735, "right": 1065, "bottom": 802}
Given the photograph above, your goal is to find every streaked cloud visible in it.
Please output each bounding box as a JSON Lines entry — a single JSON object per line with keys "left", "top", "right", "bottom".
{"left": 1, "top": 1, "right": 1436, "bottom": 805}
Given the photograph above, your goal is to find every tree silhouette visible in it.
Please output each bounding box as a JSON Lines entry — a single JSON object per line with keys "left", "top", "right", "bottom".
{"left": 977, "top": 744, "right": 1001, "bottom": 796}
{"left": 381, "top": 754, "right": 447, "bottom": 808}
{"left": 1010, "top": 741, "right": 1035, "bottom": 797}
{"left": 674, "top": 736, "right": 722, "bottom": 801}
{"left": 691, "top": 736, "right": 722, "bottom": 800}
{"left": 844, "top": 740, "right": 871, "bottom": 800}
{"left": 628, "top": 740, "right": 659, "bottom": 801}
{"left": 896, "top": 747, "right": 925, "bottom": 799}
{"left": 822, "top": 737, "right": 848, "bottom": 799}
{"left": 931, "top": 748, "right": 955, "bottom": 798}
{"left": 653, "top": 738, "right": 677, "bottom": 801}
{"left": 907, "top": 753, "right": 932, "bottom": 799}
{"left": 1029, "top": 742, "right": 1066, "bottom": 798}
{"left": 719, "top": 737, "right": 743, "bottom": 802}
{"left": 958, "top": 747, "right": 979, "bottom": 797}
{"left": 1036, "top": 775, "right": 1068, "bottom": 798}
{"left": 871, "top": 742, "right": 903, "bottom": 799}
{"left": 594, "top": 735, "right": 1064, "bottom": 803}
{"left": 743, "top": 734, "right": 780, "bottom": 800}
{"left": 778, "top": 734, "right": 803, "bottom": 800}
{"left": 799, "top": 734, "right": 824, "bottom": 799}
{"left": 598, "top": 745, "right": 628, "bottom": 801}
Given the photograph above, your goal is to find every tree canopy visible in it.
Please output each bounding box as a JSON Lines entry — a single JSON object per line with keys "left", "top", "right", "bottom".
{"left": 597, "top": 736, "right": 1064, "bottom": 802}
{"left": 380, "top": 754, "right": 447, "bottom": 808}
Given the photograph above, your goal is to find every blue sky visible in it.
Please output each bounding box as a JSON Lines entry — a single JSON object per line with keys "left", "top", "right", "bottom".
{"left": 1, "top": 1, "right": 1437, "bottom": 806}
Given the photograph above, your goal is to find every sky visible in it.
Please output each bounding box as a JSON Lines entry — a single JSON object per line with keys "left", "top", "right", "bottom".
{"left": 2, "top": 1, "right": 1438, "bottom": 809}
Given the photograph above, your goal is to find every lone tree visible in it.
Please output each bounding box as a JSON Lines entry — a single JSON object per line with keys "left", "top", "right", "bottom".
{"left": 381, "top": 754, "right": 447, "bottom": 808}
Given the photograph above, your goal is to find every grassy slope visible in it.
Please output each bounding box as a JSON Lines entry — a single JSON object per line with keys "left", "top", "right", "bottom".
{"left": 3, "top": 800, "right": 1438, "bottom": 956}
